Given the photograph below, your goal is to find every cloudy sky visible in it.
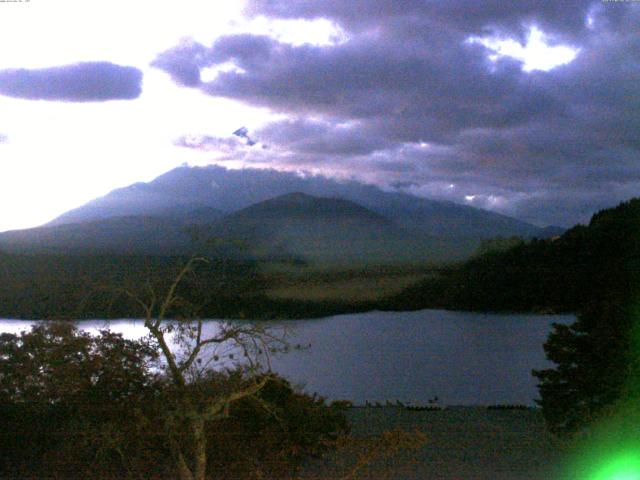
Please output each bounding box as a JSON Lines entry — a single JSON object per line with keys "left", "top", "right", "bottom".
{"left": 0, "top": 0, "right": 638, "bottom": 232}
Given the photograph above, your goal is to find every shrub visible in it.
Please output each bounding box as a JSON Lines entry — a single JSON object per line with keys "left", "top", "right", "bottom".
{"left": 0, "top": 323, "right": 349, "bottom": 479}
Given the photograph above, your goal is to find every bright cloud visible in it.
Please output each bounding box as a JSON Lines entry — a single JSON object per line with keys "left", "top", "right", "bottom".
{"left": 468, "top": 26, "right": 580, "bottom": 72}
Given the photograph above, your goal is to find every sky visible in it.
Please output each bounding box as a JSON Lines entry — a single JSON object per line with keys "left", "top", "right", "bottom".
{"left": 0, "top": 0, "right": 638, "bottom": 232}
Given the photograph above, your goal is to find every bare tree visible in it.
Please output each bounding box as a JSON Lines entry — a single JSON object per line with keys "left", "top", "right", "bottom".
{"left": 124, "top": 257, "right": 286, "bottom": 480}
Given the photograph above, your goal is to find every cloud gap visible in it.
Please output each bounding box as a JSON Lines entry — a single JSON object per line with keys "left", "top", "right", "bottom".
{"left": 468, "top": 26, "right": 580, "bottom": 72}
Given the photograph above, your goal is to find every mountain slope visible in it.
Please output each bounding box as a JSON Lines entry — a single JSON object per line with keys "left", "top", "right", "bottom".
{"left": 224, "top": 192, "right": 389, "bottom": 223}
{"left": 197, "top": 192, "right": 436, "bottom": 264}
{"left": 0, "top": 192, "right": 477, "bottom": 264}
{"left": 48, "top": 165, "right": 543, "bottom": 239}
{"left": 0, "top": 206, "right": 223, "bottom": 255}
{"left": 0, "top": 216, "right": 192, "bottom": 255}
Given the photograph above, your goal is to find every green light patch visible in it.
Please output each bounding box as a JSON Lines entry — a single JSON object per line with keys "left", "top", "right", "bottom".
{"left": 588, "top": 451, "right": 640, "bottom": 480}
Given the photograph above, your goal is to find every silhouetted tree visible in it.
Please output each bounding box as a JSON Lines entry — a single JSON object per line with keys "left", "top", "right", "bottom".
{"left": 123, "top": 256, "right": 291, "bottom": 480}
{"left": 533, "top": 293, "right": 640, "bottom": 435}
{"left": 533, "top": 199, "right": 640, "bottom": 435}
{"left": 0, "top": 323, "right": 162, "bottom": 478}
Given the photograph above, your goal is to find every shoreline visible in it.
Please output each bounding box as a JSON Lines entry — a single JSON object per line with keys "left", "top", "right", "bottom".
{"left": 300, "top": 405, "right": 566, "bottom": 479}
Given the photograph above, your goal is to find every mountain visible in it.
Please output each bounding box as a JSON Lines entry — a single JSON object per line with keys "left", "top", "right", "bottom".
{"left": 222, "top": 192, "right": 389, "bottom": 224}
{"left": 0, "top": 216, "right": 186, "bottom": 255}
{"left": 197, "top": 192, "right": 459, "bottom": 264}
{"left": 48, "top": 165, "right": 544, "bottom": 238}
{"left": 0, "top": 206, "right": 223, "bottom": 255}
{"left": 0, "top": 191, "right": 477, "bottom": 264}
{"left": 2, "top": 165, "right": 555, "bottom": 264}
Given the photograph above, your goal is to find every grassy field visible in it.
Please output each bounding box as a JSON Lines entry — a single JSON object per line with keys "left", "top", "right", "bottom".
{"left": 301, "top": 406, "right": 568, "bottom": 480}
{"left": 261, "top": 264, "right": 437, "bottom": 303}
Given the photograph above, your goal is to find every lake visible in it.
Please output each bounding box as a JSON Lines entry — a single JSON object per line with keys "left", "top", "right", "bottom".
{"left": 0, "top": 309, "right": 573, "bottom": 406}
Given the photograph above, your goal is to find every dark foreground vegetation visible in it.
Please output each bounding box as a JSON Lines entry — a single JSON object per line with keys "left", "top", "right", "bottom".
{"left": 0, "top": 323, "right": 349, "bottom": 479}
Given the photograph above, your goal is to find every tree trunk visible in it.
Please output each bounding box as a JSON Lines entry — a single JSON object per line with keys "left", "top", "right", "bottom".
{"left": 173, "top": 443, "right": 195, "bottom": 480}
{"left": 192, "top": 417, "right": 208, "bottom": 480}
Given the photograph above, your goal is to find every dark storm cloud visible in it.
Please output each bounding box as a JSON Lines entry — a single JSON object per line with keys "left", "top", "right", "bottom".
{"left": 155, "top": 0, "right": 640, "bottom": 226}
{"left": 257, "top": 119, "right": 391, "bottom": 155}
{"left": 0, "top": 62, "right": 142, "bottom": 102}
{"left": 158, "top": 31, "right": 555, "bottom": 140}
{"left": 248, "top": 0, "right": 591, "bottom": 37}
{"left": 150, "top": 40, "right": 209, "bottom": 87}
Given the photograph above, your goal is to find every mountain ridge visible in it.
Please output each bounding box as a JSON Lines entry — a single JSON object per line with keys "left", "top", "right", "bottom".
{"left": 47, "top": 165, "right": 544, "bottom": 239}
{"left": 224, "top": 191, "right": 390, "bottom": 224}
{"left": 0, "top": 191, "right": 476, "bottom": 264}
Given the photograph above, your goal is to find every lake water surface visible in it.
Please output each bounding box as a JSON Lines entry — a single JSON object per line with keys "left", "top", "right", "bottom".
{"left": 0, "top": 309, "right": 573, "bottom": 406}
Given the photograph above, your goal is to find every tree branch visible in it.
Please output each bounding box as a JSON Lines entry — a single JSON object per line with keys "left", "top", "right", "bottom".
{"left": 202, "top": 374, "right": 274, "bottom": 421}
